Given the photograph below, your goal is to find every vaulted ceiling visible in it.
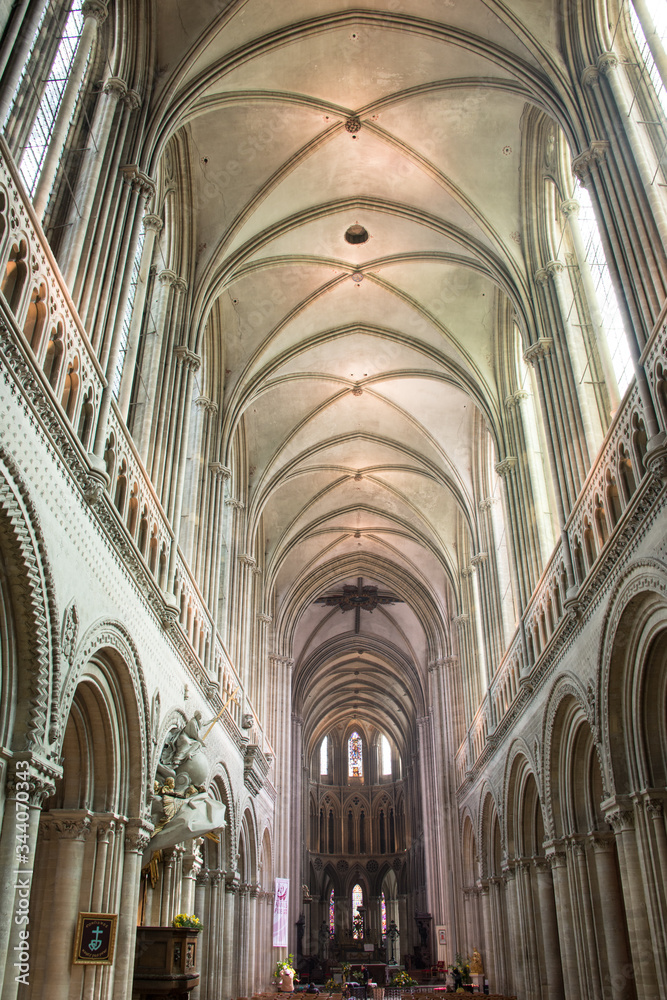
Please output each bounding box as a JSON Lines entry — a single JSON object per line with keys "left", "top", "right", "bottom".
{"left": 152, "top": 0, "right": 566, "bottom": 754}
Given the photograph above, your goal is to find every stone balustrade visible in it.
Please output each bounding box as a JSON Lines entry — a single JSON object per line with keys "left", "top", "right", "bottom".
{"left": 0, "top": 140, "right": 270, "bottom": 759}
{"left": 457, "top": 319, "right": 667, "bottom": 784}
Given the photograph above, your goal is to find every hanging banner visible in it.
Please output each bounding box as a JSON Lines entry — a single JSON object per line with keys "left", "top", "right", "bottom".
{"left": 273, "top": 878, "right": 289, "bottom": 947}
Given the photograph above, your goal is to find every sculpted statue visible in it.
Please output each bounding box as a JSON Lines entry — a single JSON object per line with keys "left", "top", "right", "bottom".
{"left": 168, "top": 711, "right": 212, "bottom": 766}
{"left": 146, "top": 778, "right": 226, "bottom": 863}
{"left": 470, "top": 948, "right": 483, "bottom": 975}
{"left": 161, "top": 711, "right": 217, "bottom": 792}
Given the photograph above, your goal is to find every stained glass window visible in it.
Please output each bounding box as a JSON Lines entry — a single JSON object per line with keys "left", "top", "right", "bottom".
{"left": 352, "top": 884, "right": 363, "bottom": 939}
{"left": 329, "top": 888, "right": 335, "bottom": 935}
{"left": 381, "top": 734, "right": 391, "bottom": 775}
{"left": 348, "top": 730, "right": 363, "bottom": 778}
{"left": 381, "top": 892, "right": 387, "bottom": 936}
{"left": 320, "top": 735, "right": 328, "bottom": 775}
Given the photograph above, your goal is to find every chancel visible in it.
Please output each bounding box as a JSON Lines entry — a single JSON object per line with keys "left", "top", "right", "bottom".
{"left": 0, "top": 2, "right": 666, "bottom": 1000}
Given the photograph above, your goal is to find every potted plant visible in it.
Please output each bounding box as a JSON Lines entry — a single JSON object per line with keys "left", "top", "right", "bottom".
{"left": 274, "top": 954, "right": 298, "bottom": 992}
{"left": 172, "top": 913, "right": 203, "bottom": 931}
{"left": 388, "top": 970, "right": 418, "bottom": 988}
{"left": 449, "top": 954, "right": 471, "bottom": 992}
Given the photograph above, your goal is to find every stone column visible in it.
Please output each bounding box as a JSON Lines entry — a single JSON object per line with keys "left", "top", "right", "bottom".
{"left": 533, "top": 858, "right": 564, "bottom": 1000}
{"left": 191, "top": 869, "right": 210, "bottom": 1000}
{"left": 0, "top": 0, "right": 51, "bottom": 126}
{"left": 166, "top": 348, "right": 202, "bottom": 589}
{"left": 501, "top": 863, "right": 522, "bottom": 998}
{"left": 222, "top": 875, "right": 239, "bottom": 1000}
{"left": 117, "top": 212, "right": 163, "bottom": 419}
{"left": 0, "top": 762, "right": 55, "bottom": 1000}
{"left": 570, "top": 840, "right": 602, "bottom": 1000}
{"left": 546, "top": 844, "right": 579, "bottom": 1000}
{"left": 181, "top": 845, "right": 203, "bottom": 916}
{"left": 605, "top": 804, "right": 660, "bottom": 999}
{"left": 60, "top": 75, "right": 129, "bottom": 289}
{"left": 206, "top": 870, "right": 223, "bottom": 999}
{"left": 33, "top": 0, "right": 108, "bottom": 219}
{"left": 478, "top": 882, "right": 495, "bottom": 992}
{"left": 161, "top": 848, "right": 178, "bottom": 925}
{"left": 488, "top": 878, "right": 508, "bottom": 994}
{"left": 37, "top": 810, "right": 93, "bottom": 1000}
{"left": 81, "top": 816, "right": 118, "bottom": 1000}
{"left": 112, "top": 821, "right": 152, "bottom": 1000}
{"left": 588, "top": 834, "right": 633, "bottom": 1000}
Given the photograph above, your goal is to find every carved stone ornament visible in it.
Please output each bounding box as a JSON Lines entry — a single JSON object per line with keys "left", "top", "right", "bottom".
{"left": 494, "top": 457, "right": 517, "bottom": 477}
{"left": 61, "top": 601, "right": 79, "bottom": 666}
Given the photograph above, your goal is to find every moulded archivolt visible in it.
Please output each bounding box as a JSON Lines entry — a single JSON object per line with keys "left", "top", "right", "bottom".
{"left": 0, "top": 443, "right": 60, "bottom": 753}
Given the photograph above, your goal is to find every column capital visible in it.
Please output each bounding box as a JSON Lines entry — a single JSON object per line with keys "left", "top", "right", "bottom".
{"left": 588, "top": 831, "right": 615, "bottom": 854}
{"left": 605, "top": 807, "right": 635, "bottom": 834}
{"left": 545, "top": 259, "right": 564, "bottom": 277}
{"left": 102, "top": 76, "right": 128, "bottom": 100}
{"left": 495, "top": 456, "right": 517, "bottom": 477}
{"left": 225, "top": 496, "right": 244, "bottom": 510}
{"left": 142, "top": 213, "right": 163, "bottom": 234}
{"left": 158, "top": 268, "right": 179, "bottom": 287}
{"left": 470, "top": 551, "right": 488, "bottom": 568}
{"left": 580, "top": 65, "right": 600, "bottom": 87}
{"left": 504, "top": 389, "right": 530, "bottom": 410}
{"left": 120, "top": 164, "right": 155, "bottom": 202}
{"left": 597, "top": 51, "right": 619, "bottom": 76}
{"left": 41, "top": 809, "right": 93, "bottom": 842}
{"left": 451, "top": 612, "right": 469, "bottom": 630}
{"left": 225, "top": 874, "right": 241, "bottom": 894}
{"left": 195, "top": 395, "right": 218, "bottom": 415}
{"left": 572, "top": 141, "right": 610, "bottom": 184}
{"left": 124, "top": 819, "right": 154, "bottom": 854}
{"left": 81, "top": 0, "right": 108, "bottom": 24}
{"left": 523, "top": 338, "right": 553, "bottom": 366}
{"left": 173, "top": 345, "right": 201, "bottom": 372}
{"left": 560, "top": 198, "right": 580, "bottom": 219}
{"left": 210, "top": 462, "right": 231, "bottom": 481}
{"left": 478, "top": 495, "right": 498, "bottom": 511}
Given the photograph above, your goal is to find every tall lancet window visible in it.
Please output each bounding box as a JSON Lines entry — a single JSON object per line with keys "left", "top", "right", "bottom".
{"left": 18, "top": 2, "right": 86, "bottom": 196}
{"left": 352, "top": 884, "right": 364, "bottom": 939}
{"left": 328, "top": 888, "right": 335, "bottom": 936}
{"left": 629, "top": 0, "right": 667, "bottom": 116}
{"left": 320, "top": 735, "right": 329, "bottom": 776}
{"left": 348, "top": 730, "right": 363, "bottom": 778}
{"left": 381, "top": 892, "right": 387, "bottom": 936}
{"left": 380, "top": 734, "right": 391, "bottom": 775}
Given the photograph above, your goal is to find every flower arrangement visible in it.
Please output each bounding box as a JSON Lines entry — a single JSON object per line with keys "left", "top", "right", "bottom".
{"left": 172, "top": 913, "right": 202, "bottom": 930}
{"left": 449, "top": 954, "right": 471, "bottom": 988}
{"left": 388, "top": 970, "right": 418, "bottom": 987}
{"left": 274, "top": 954, "right": 298, "bottom": 980}
{"left": 340, "top": 962, "right": 351, "bottom": 982}
{"left": 324, "top": 978, "right": 337, "bottom": 993}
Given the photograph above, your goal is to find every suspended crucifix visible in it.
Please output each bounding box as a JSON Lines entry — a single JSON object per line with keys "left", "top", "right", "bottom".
{"left": 314, "top": 577, "right": 403, "bottom": 633}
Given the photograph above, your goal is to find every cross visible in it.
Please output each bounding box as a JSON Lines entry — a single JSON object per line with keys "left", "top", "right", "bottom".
{"left": 314, "top": 577, "right": 403, "bottom": 633}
